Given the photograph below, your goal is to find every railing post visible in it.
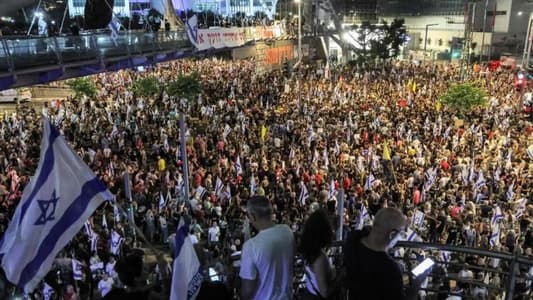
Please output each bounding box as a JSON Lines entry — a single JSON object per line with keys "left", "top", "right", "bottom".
{"left": 505, "top": 252, "right": 518, "bottom": 300}
{"left": 1, "top": 39, "right": 15, "bottom": 73}
{"left": 52, "top": 37, "right": 63, "bottom": 66}
{"left": 91, "top": 35, "right": 105, "bottom": 69}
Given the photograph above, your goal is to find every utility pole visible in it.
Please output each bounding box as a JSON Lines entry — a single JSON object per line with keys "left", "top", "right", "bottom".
{"left": 424, "top": 23, "right": 438, "bottom": 63}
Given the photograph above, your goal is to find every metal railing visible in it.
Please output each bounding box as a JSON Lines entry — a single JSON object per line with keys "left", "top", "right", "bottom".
{"left": 0, "top": 31, "right": 191, "bottom": 74}
{"left": 228, "top": 240, "right": 533, "bottom": 300}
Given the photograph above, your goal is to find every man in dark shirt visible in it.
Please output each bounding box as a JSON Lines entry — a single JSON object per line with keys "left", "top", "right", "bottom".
{"left": 344, "top": 207, "right": 426, "bottom": 300}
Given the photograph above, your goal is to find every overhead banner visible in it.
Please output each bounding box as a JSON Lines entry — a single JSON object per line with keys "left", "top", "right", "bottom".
{"left": 196, "top": 25, "right": 284, "bottom": 51}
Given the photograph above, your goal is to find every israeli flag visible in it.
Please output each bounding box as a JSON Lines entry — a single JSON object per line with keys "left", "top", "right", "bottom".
{"left": 72, "top": 259, "right": 83, "bottom": 281}
{"left": 0, "top": 119, "right": 113, "bottom": 293}
{"left": 405, "top": 228, "right": 422, "bottom": 242}
{"left": 298, "top": 182, "right": 309, "bottom": 205}
{"left": 235, "top": 156, "right": 243, "bottom": 176}
{"left": 356, "top": 204, "right": 369, "bottom": 230}
{"left": 475, "top": 170, "right": 486, "bottom": 190}
{"left": 328, "top": 179, "right": 336, "bottom": 201}
{"left": 186, "top": 15, "right": 199, "bottom": 48}
{"left": 90, "top": 234, "right": 98, "bottom": 253}
{"left": 170, "top": 218, "right": 203, "bottom": 300}
{"left": 515, "top": 198, "right": 528, "bottom": 219}
{"left": 43, "top": 282, "right": 54, "bottom": 300}
{"left": 489, "top": 222, "right": 500, "bottom": 247}
{"left": 250, "top": 176, "right": 257, "bottom": 196}
{"left": 159, "top": 192, "right": 166, "bottom": 212}
{"left": 423, "top": 167, "right": 437, "bottom": 191}
{"left": 110, "top": 230, "right": 122, "bottom": 256}
{"left": 506, "top": 181, "right": 514, "bottom": 201}
{"left": 84, "top": 221, "right": 93, "bottom": 237}
{"left": 215, "top": 177, "right": 224, "bottom": 197}
{"left": 113, "top": 204, "right": 120, "bottom": 223}
{"left": 491, "top": 206, "right": 504, "bottom": 226}
{"left": 364, "top": 173, "right": 375, "bottom": 191}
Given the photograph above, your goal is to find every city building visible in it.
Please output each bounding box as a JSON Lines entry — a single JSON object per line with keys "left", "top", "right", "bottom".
{"left": 68, "top": 0, "right": 131, "bottom": 18}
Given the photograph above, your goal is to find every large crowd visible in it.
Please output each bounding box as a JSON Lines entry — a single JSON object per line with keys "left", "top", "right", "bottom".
{"left": 0, "top": 57, "right": 531, "bottom": 299}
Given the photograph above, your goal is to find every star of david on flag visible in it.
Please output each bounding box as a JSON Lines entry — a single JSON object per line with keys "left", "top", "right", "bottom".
{"left": 0, "top": 119, "right": 113, "bottom": 293}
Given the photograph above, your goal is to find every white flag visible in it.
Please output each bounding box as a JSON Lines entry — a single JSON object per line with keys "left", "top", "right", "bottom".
{"left": 298, "top": 182, "right": 309, "bottom": 205}
{"left": 110, "top": 230, "right": 122, "bottom": 256}
{"left": 170, "top": 218, "right": 203, "bottom": 300}
{"left": 72, "top": 259, "right": 83, "bottom": 281}
{"left": 0, "top": 119, "right": 112, "bottom": 293}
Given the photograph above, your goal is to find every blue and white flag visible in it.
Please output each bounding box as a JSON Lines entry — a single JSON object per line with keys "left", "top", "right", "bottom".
{"left": 72, "top": 259, "right": 83, "bottom": 281}
{"left": 356, "top": 204, "right": 369, "bottom": 230}
{"left": 159, "top": 192, "right": 166, "bottom": 212}
{"left": 491, "top": 206, "right": 504, "bottom": 226}
{"left": 84, "top": 221, "right": 93, "bottom": 237}
{"left": 475, "top": 170, "right": 486, "bottom": 190}
{"left": 43, "top": 282, "right": 54, "bottom": 300}
{"left": 404, "top": 227, "right": 422, "bottom": 242}
{"left": 0, "top": 119, "right": 113, "bottom": 293}
{"left": 215, "top": 177, "right": 224, "bottom": 197}
{"left": 364, "top": 173, "right": 375, "bottom": 191}
{"left": 493, "top": 165, "right": 501, "bottom": 182}
{"left": 113, "top": 204, "right": 120, "bottom": 223}
{"left": 423, "top": 167, "right": 437, "bottom": 191}
{"left": 515, "top": 198, "right": 528, "bottom": 219}
{"left": 186, "top": 15, "right": 199, "bottom": 48}
{"left": 250, "top": 176, "right": 257, "bottom": 196}
{"left": 235, "top": 156, "right": 243, "bottom": 176}
{"left": 90, "top": 234, "right": 98, "bottom": 253}
{"left": 328, "top": 179, "right": 336, "bottom": 201}
{"left": 110, "top": 230, "right": 122, "bottom": 256}
{"left": 108, "top": 16, "right": 121, "bottom": 45}
{"left": 170, "top": 218, "right": 202, "bottom": 300}
{"left": 506, "top": 181, "right": 514, "bottom": 201}
{"left": 298, "top": 182, "right": 309, "bottom": 205}
{"left": 489, "top": 222, "right": 500, "bottom": 247}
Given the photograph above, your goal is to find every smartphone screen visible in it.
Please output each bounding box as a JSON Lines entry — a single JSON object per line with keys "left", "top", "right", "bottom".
{"left": 449, "top": 280, "right": 456, "bottom": 289}
{"left": 411, "top": 258, "right": 435, "bottom": 277}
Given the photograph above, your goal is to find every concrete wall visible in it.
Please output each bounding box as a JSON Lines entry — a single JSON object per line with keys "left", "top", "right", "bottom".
{"left": 233, "top": 40, "right": 296, "bottom": 71}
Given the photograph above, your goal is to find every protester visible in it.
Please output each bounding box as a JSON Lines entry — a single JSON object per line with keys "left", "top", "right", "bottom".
{"left": 239, "top": 196, "right": 295, "bottom": 300}
{"left": 298, "top": 209, "right": 336, "bottom": 300}
{"left": 343, "top": 207, "right": 427, "bottom": 300}
{"left": 0, "top": 57, "right": 530, "bottom": 298}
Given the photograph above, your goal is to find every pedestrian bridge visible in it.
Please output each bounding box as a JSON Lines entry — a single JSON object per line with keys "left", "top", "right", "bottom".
{"left": 0, "top": 26, "right": 291, "bottom": 90}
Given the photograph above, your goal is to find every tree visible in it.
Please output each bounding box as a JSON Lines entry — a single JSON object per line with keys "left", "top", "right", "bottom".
{"left": 166, "top": 72, "right": 202, "bottom": 104}
{"left": 439, "top": 82, "right": 487, "bottom": 117}
{"left": 350, "top": 19, "right": 406, "bottom": 63}
{"left": 133, "top": 76, "right": 160, "bottom": 98}
{"left": 66, "top": 77, "right": 97, "bottom": 99}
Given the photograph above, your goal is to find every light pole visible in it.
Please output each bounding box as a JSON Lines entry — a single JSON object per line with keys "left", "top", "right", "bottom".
{"left": 295, "top": 0, "right": 302, "bottom": 60}
{"left": 424, "top": 23, "right": 438, "bottom": 62}
{"left": 522, "top": 12, "right": 533, "bottom": 68}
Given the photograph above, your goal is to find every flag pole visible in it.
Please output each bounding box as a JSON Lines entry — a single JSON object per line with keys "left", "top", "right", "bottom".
{"left": 336, "top": 188, "right": 344, "bottom": 241}
{"left": 179, "top": 111, "right": 191, "bottom": 206}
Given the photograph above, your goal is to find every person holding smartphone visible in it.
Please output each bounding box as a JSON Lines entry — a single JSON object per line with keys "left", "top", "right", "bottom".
{"left": 343, "top": 207, "right": 428, "bottom": 300}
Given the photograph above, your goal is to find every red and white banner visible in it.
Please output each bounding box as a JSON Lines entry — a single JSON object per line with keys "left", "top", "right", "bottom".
{"left": 197, "top": 28, "right": 246, "bottom": 51}
{"left": 196, "top": 25, "right": 284, "bottom": 51}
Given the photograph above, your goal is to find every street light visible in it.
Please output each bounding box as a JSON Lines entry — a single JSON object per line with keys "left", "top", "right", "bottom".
{"left": 295, "top": 0, "right": 302, "bottom": 60}
{"left": 424, "top": 23, "right": 438, "bottom": 62}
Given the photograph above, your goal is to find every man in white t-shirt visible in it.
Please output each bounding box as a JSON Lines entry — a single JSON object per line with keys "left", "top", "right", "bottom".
{"left": 98, "top": 272, "right": 114, "bottom": 297}
{"left": 240, "top": 196, "right": 294, "bottom": 300}
{"left": 208, "top": 221, "right": 220, "bottom": 246}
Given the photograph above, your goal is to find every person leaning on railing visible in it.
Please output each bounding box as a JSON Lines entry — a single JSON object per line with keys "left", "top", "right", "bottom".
{"left": 297, "top": 209, "right": 342, "bottom": 300}
{"left": 343, "top": 207, "right": 429, "bottom": 300}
